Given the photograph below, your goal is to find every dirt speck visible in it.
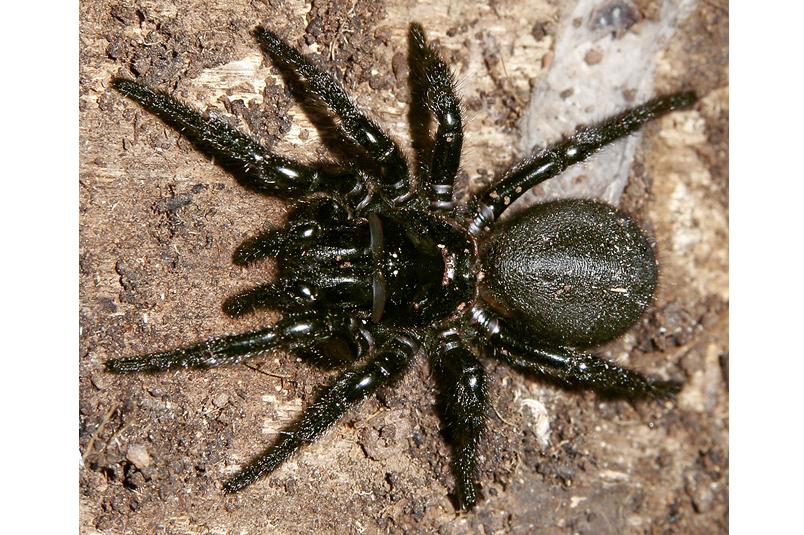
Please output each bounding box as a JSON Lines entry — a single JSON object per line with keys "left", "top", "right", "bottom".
{"left": 584, "top": 48, "right": 604, "bottom": 65}
{"left": 126, "top": 443, "right": 153, "bottom": 469}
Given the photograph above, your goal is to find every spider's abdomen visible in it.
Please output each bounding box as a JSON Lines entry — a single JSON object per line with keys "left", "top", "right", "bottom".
{"left": 479, "top": 199, "right": 657, "bottom": 348}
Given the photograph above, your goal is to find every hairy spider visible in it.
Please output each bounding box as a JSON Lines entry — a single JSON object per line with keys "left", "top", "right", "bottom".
{"left": 106, "top": 23, "right": 693, "bottom": 510}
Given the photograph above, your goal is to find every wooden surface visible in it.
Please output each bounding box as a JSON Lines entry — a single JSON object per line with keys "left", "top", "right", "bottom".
{"left": 79, "top": 1, "right": 728, "bottom": 533}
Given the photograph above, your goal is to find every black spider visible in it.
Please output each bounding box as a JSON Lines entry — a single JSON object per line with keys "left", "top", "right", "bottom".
{"left": 106, "top": 23, "right": 693, "bottom": 510}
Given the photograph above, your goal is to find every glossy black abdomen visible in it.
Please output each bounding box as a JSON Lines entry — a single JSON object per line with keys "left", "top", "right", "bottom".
{"left": 479, "top": 199, "right": 657, "bottom": 348}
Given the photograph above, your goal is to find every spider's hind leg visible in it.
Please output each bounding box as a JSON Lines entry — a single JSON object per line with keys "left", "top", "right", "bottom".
{"left": 467, "top": 91, "right": 696, "bottom": 235}
{"left": 473, "top": 308, "right": 680, "bottom": 398}
{"left": 432, "top": 330, "right": 488, "bottom": 511}
{"left": 223, "top": 332, "right": 417, "bottom": 493}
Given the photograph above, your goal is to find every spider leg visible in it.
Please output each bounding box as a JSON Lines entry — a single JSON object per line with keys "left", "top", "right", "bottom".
{"left": 223, "top": 333, "right": 417, "bottom": 493}
{"left": 226, "top": 209, "right": 374, "bottom": 316}
{"left": 471, "top": 307, "right": 680, "bottom": 398}
{"left": 254, "top": 28, "right": 413, "bottom": 204}
{"left": 467, "top": 91, "right": 696, "bottom": 235}
{"left": 112, "top": 79, "right": 366, "bottom": 201}
{"left": 234, "top": 215, "right": 369, "bottom": 268}
{"left": 432, "top": 330, "right": 488, "bottom": 510}
{"left": 408, "top": 23, "right": 463, "bottom": 211}
{"left": 233, "top": 196, "right": 352, "bottom": 266}
{"left": 105, "top": 311, "right": 356, "bottom": 373}
{"left": 222, "top": 280, "right": 314, "bottom": 317}
{"left": 233, "top": 221, "right": 371, "bottom": 278}
{"left": 223, "top": 266, "right": 373, "bottom": 317}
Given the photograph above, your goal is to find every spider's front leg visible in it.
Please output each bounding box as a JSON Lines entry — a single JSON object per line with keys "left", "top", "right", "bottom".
{"left": 408, "top": 23, "right": 463, "bottom": 211}
{"left": 223, "top": 332, "right": 417, "bottom": 492}
{"left": 255, "top": 28, "right": 413, "bottom": 204}
{"left": 220, "top": 197, "right": 378, "bottom": 318}
{"left": 432, "top": 330, "right": 488, "bottom": 510}
{"left": 112, "top": 80, "right": 367, "bottom": 204}
{"left": 471, "top": 307, "right": 680, "bottom": 398}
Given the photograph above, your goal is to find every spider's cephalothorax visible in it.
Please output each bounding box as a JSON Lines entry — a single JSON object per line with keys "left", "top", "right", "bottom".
{"left": 106, "top": 23, "right": 693, "bottom": 510}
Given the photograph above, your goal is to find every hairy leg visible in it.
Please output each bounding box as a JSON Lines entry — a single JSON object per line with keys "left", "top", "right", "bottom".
{"left": 105, "top": 311, "right": 356, "bottom": 373}
{"left": 408, "top": 23, "right": 463, "bottom": 210}
{"left": 432, "top": 330, "right": 488, "bottom": 510}
{"left": 468, "top": 92, "right": 696, "bottom": 235}
{"left": 112, "top": 79, "right": 364, "bottom": 200}
{"left": 255, "top": 28, "right": 413, "bottom": 204}
{"left": 223, "top": 333, "right": 417, "bottom": 492}
{"left": 471, "top": 307, "right": 680, "bottom": 398}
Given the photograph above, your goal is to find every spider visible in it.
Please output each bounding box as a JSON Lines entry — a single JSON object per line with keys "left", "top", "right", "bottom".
{"left": 106, "top": 23, "right": 693, "bottom": 511}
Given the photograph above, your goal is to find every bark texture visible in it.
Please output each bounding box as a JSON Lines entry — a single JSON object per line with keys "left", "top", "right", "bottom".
{"left": 80, "top": 0, "right": 728, "bottom": 533}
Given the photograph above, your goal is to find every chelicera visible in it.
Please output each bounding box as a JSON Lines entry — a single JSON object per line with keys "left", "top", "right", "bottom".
{"left": 106, "top": 23, "right": 692, "bottom": 510}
